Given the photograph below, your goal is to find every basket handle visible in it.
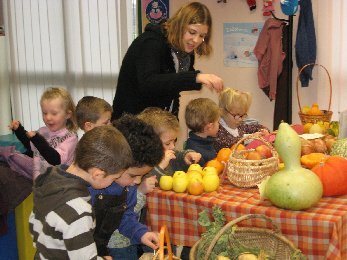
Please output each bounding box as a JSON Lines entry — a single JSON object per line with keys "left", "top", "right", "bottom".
{"left": 296, "top": 63, "right": 332, "bottom": 112}
{"left": 157, "top": 225, "right": 173, "bottom": 260}
{"left": 203, "top": 214, "right": 280, "bottom": 260}
{"left": 230, "top": 134, "right": 278, "bottom": 159}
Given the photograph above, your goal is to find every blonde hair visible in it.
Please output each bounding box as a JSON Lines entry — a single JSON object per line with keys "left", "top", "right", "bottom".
{"left": 40, "top": 87, "right": 78, "bottom": 132}
{"left": 185, "top": 98, "right": 220, "bottom": 132}
{"left": 163, "top": 2, "right": 212, "bottom": 56}
{"left": 137, "top": 107, "right": 179, "bottom": 137}
{"left": 218, "top": 88, "right": 252, "bottom": 115}
{"left": 76, "top": 96, "right": 112, "bottom": 129}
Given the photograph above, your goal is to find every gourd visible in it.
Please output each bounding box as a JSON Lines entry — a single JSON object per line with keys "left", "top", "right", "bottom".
{"left": 330, "top": 138, "right": 347, "bottom": 158}
{"left": 311, "top": 156, "right": 347, "bottom": 196}
{"left": 300, "top": 153, "right": 328, "bottom": 169}
{"left": 259, "top": 122, "right": 323, "bottom": 210}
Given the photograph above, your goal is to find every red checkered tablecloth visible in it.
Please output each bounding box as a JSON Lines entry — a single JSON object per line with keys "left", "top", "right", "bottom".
{"left": 146, "top": 184, "right": 347, "bottom": 260}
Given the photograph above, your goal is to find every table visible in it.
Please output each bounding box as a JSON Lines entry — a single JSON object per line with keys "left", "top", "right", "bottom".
{"left": 146, "top": 184, "right": 347, "bottom": 260}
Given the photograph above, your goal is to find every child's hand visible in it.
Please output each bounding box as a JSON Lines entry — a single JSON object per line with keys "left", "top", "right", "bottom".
{"left": 158, "top": 150, "right": 176, "bottom": 170}
{"left": 184, "top": 151, "right": 202, "bottom": 165}
{"left": 141, "top": 231, "right": 159, "bottom": 250}
{"left": 8, "top": 120, "right": 20, "bottom": 130}
{"left": 138, "top": 176, "right": 157, "bottom": 194}
{"left": 26, "top": 131, "right": 36, "bottom": 138}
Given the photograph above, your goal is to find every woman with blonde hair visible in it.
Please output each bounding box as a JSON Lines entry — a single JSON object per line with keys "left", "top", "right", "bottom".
{"left": 112, "top": 2, "right": 223, "bottom": 119}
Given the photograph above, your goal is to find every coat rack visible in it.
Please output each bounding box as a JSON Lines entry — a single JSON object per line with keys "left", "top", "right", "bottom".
{"left": 270, "top": 11, "right": 295, "bottom": 130}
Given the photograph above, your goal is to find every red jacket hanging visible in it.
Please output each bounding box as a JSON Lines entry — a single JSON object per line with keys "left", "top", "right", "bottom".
{"left": 254, "top": 18, "right": 285, "bottom": 100}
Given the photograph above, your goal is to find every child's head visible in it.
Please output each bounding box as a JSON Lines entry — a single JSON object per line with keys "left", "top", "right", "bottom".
{"left": 76, "top": 96, "right": 112, "bottom": 132}
{"left": 74, "top": 125, "right": 133, "bottom": 189}
{"left": 40, "top": 87, "right": 78, "bottom": 132}
{"left": 112, "top": 114, "right": 164, "bottom": 187}
{"left": 219, "top": 88, "right": 251, "bottom": 128}
{"left": 137, "top": 107, "right": 180, "bottom": 151}
{"left": 185, "top": 98, "right": 220, "bottom": 137}
{"left": 163, "top": 2, "right": 212, "bottom": 56}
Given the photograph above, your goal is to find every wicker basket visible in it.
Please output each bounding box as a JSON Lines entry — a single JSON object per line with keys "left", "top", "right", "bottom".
{"left": 189, "top": 214, "right": 305, "bottom": 260}
{"left": 297, "top": 63, "right": 333, "bottom": 124}
{"left": 226, "top": 135, "right": 279, "bottom": 188}
{"left": 139, "top": 225, "right": 180, "bottom": 260}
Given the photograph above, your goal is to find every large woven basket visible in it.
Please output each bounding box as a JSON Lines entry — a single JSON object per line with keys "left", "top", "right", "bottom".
{"left": 226, "top": 135, "right": 279, "bottom": 188}
{"left": 189, "top": 214, "right": 306, "bottom": 260}
{"left": 296, "top": 63, "right": 333, "bottom": 124}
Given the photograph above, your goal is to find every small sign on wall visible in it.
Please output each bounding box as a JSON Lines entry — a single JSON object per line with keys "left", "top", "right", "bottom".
{"left": 223, "top": 22, "right": 263, "bottom": 68}
{"left": 141, "top": 0, "right": 169, "bottom": 32}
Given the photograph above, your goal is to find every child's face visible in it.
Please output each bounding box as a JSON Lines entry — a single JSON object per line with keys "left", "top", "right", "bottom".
{"left": 90, "top": 169, "right": 125, "bottom": 189}
{"left": 183, "top": 24, "right": 208, "bottom": 53}
{"left": 207, "top": 120, "right": 220, "bottom": 137}
{"left": 223, "top": 108, "right": 247, "bottom": 129}
{"left": 160, "top": 129, "right": 178, "bottom": 151}
{"left": 114, "top": 165, "right": 153, "bottom": 187}
{"left": 84, "top": 111, "right": 112, "bottom": 132}
{"left": 41, "top": 98, "right": 71, "bottom": 132}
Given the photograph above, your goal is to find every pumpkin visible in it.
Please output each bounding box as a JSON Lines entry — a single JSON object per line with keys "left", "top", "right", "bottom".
{"left": 300, "top": 153, "right": 328, "bottom": 169}
{"left": 311, "top": 156, "right": 347, "bottom": 196}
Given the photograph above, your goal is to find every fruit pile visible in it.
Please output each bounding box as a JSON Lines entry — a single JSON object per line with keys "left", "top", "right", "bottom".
{"left": 303, "top": 121, "right": 339, "bottom": 135}
{"left": 301, "top": 103, "right": 324, "bottom": 116}
{"left": 159, "top": 163, "right": 220, "bottom": 195}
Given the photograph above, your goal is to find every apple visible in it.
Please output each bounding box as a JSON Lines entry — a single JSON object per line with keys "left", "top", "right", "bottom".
{"left": 187, "top": 170, "right": 203, "bottom": 181}
{"left": 202, "top": 174, "right": 220, "bottom": 192}
{"left": 187, "top": 163, "right": 203, "bottom": 173}
{"left": 291, "top": 124, "right": 305, "bottom": 135}
{"left": 246, "top": 151, "right": 262, "bottom": 160}
{"left": 255, "top": 144, "right": 272, "bottom": 159}
{"left": 187, "top": 177, "right": 204, "bottom": 195}
{"left": 173, "top": 171, "right": 187, "bottom": 179}
{"left": 159, "top": 176, "right": 173, "bottom": 191}
{"left": 202, "top": 166, "right": 218, "bottom": 177}
{"left": 172, "top": 175, "right": 188, "bottom": 193}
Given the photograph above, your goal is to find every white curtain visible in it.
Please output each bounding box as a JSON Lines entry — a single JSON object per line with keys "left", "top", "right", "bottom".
{"left": 3, "top": 0, "right": 136, "bottom": 131}
{"left": 313, "top": 0, "right": 347, "bottom": 119}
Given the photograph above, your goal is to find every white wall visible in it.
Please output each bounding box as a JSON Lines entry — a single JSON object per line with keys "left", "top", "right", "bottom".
{"left": 175, "top": 0, "right": 321, "bottom": 149}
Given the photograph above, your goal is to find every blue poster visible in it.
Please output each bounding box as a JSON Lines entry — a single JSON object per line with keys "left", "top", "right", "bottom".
{"left": 143, "top": 0, "right": 169, "bottom": 26}
{"left": 223, "top": 22, "right": 264, "bottom": 67}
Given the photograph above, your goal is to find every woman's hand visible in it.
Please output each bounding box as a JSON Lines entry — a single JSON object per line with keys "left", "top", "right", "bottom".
{"left": 196, "top": 73, "right": 224, "bottom": 92}
{"left": 138, "top": 176, "right": 158, "bottom": 194}
{"left": 184, "top": 151, "right": 202, "bottom": 165}
{"left": 158, "top": 150, "right": 176, "bottom": 170}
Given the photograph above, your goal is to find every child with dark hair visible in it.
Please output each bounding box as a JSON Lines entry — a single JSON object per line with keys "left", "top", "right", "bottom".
{"left": 29, "top": 125, "right": 133, "bottom": 259}
{"left": 88, "top": 114, "right": 164, "bottom": 259}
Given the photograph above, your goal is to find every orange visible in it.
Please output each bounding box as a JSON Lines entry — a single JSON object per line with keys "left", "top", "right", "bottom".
{"left": 216, "top": 148, "right": 232, "bottom": 163}
{"left": 230, "top": 143, "right": 246, "bottom": 151}
{"left": 205, "top": 159, "right": 224, "bottom": 174}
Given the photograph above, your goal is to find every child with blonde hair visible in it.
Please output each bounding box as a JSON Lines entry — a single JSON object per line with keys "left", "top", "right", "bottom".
{"left": 7, "top": 87, "right": 78, "bottom": 180}
{"left": 76, "top": 96, "right": 112, "bottom": 131}
{"left": 215, "top": 88, "right": 269, "bottom": 151}
{"left": 185, "top": 98, "right": 220, "bottom": 166}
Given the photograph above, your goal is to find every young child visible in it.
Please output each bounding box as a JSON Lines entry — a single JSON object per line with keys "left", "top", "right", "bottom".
{"left": 88, "top": 114, "right": 164, "bottom": 259}
{"left": 76, "top": 96, "right": 112, "bottom": 131}
{"left": 29, "top": 125, "right": 134, "bottom": 259}
{"left": 137, "top": 107, "right": 202, "bottom": 178}
{"left": 214, "top": 88, "right": 269, "bottom": 151}
{"left": 185, "top": 98, "right": 220, "bottom": 166}
{"left": 8, "top": 87, "right": 78, "bottom": 180}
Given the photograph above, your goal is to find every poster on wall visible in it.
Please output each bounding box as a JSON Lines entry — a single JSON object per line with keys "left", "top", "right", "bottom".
{"left": 223, "top": 22, "right": 263, "bottom": 67}
{"left": 141, "top": 0, "right": 169, "bottom": 32}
